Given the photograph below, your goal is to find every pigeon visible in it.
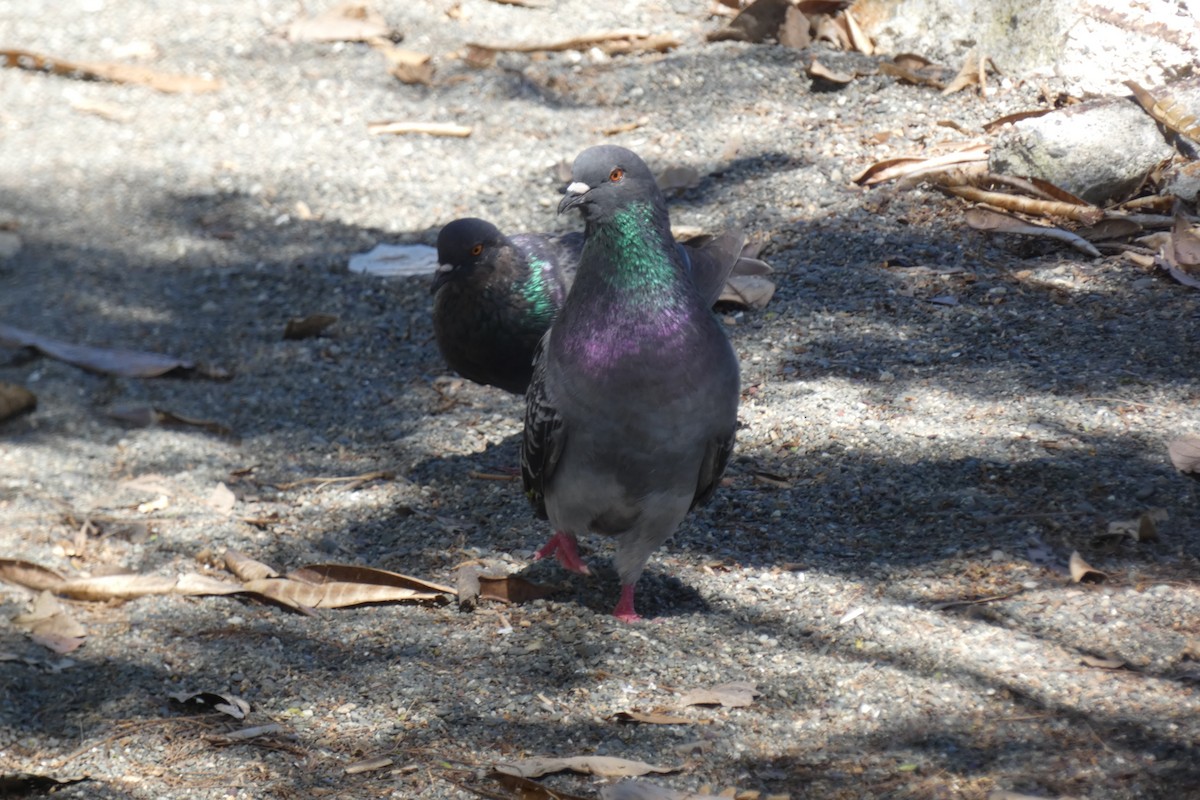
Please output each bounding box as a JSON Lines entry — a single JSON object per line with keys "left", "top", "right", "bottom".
{"left": 432, "top": 219, "right": 576, "bottom": 394}
{"left": 432, "top": 217, "right": 763, "bottom": 394}
{"left": 521, "top": 145, "right": 740, "bottom": 621}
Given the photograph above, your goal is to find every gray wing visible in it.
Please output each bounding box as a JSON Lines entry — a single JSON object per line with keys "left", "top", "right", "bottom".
{"left": 678, "top": 230, "right": 745, "bottom": 307}
{"left": 520, "top": 335, "right": 566, "bottom": 520}
{"left": 691, "top": 428, "right": 736, "bottom": 511}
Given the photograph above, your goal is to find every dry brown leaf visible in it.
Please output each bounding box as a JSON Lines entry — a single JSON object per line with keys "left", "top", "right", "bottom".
{"left": 1, "top": 48, "right": 221, "bottom": 93}
{"left": 718, "top": 274, "right": 776, "bottom": 310}
{"left": 168, "top": 690, "right": 250, "bottom": 719}
{"left": 943, "top": 185, "right": 1103, "bottom": 225}
{"left": 286, "top": 2, "right": 391, "bottom": 43}
{"left": 1080, "top": 654, "right": 1125, "bottom": 669}
{"left": 878, "top": 59, "right": 940, "bottom": 89}
{"left": 964, "top": 208, "right": 1102, "bottom": 258}
{"left": 366, "top": 120, "right": 472, "bottom": 137}
{"left": 224, "top": 549, "right": 279, "bottom": 581}
{"left": 841, "top": 8, "right": 873, "bottom": 55}
{"left": 206, "top": 483, "right": 236, "bottom": 515}
{"left": 778, "top": 7, "right": 811, "bottom": 49}
{"left": 679, "top": 680, "right": 759, "bottom": 708}
{"left": 1124, "top": 80, "right": 1200, "bottom": 144}
{"left": 1068, "top": 551, "right": 1106, "bottom": 584}
{"left": 0, "top": 382, "right": 36, "bottom": 423}
{"left": 942, "top": 50, "right": 992, "bottom": 96}
{"left": 472, "top": 30, "right": 680, "bottom": 55}
{"left": 807, "top": 59, "right": 853, "bottom": 84}
{"left": 982, "top": 108, "right": 1055, "bottom": 132}
{"left": 105, "top": 403, "right": 234, "bottom": 437}
{"left": 173, "top": 573, "right": 244, "bottom": 596}
{"left": 0, "top": 322, "right": 226, "bottom": 378}
{"left": 476, "top": 573, "right": 557, "bottom": 605}
{"left": 283, "top": 313, "right": 338, "bottom": 340}
{"left": 1076, "top": 217, "right": 1142, "bottom": 242}
{"left": 13, "top": 591, "right": 87, "bottom": 653}
{"left": 495, "top": 756, "right": 676, "bottom": 779}
{"left": 345, "top": 755, "right": 394, "bottom": 775}
{"left": 456, "top": 565, "right": 482, "bottom": 610}
{"left": 57, "top": 574, "right": 179, "bottom": 601}
{"left": 1168, "top": 435, "right": 1200, "bottom": 480}
{"left": 0, "top": 559, "right": 65, "bottom": 591}
{"left": 289, "top": 563, "right": 455, "bottom": 596}
{"left": 242, "top": 576, "right": 445, "bottom": 610}
{"left": 373, "top": 43, "right": 435, "bottom": 86}
{"left": 610, "top": 709, "right": 697, "bottom": 725}
{"left": 853, "top": 143, "right": 989, "bottom": 186}
{"left": 706, "top": 0, "right": 792, "bottom": 43}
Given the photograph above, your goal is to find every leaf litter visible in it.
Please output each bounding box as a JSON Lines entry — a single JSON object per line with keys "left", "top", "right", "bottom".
{"left": 0, "top": 322, "right": 228, "bottom": 378}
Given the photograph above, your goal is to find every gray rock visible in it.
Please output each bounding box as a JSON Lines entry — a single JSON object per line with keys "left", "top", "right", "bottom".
{"left": 988, "top": 97, "right": 1176, "bottom": 204}
{"left": 861, "top": 0, "right": 1199, "bottom": 95}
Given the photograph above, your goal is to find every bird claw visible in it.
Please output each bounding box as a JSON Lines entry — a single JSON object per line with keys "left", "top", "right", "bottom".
{"left": 612, "top": 584, "right": 640, "bottom": 622}
{"left": 534, "top": 531, "right": 590, "bottom": 575}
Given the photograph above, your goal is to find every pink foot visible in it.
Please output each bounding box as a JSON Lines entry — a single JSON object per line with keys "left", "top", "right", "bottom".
{"left": 534, "top": 531, "right": 590, "bottom": 575}
{"left": 612, "top": 584, "right": 641, "bottom": 622}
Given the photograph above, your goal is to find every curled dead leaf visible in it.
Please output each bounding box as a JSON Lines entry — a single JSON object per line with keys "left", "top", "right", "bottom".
{"left": 964, "top": 207, "right": 1101, "bottom": 258}
{"left": 0, "top": 322, "right": 226, "bottom": 378}
{"left": 495, "top": 755, "right": 676, "bottom": 779}
{"left": 1080, "top": 654, "right": 1125, "bottom": 670}
{"left": 0, "top": 559, "right": 65, "bottom": 591}
{"left": 224, "top": 549, "right": 279, "bottom": 581}
{"left": 679, "top": 680, "right": 759, "bottom": 708}
{"left": 807, "top": 59, "right": 853, "bottom": 85}
{"left": 717, "top": 274, "right": 776, "bottom": 310}
{"left": 283, "top": 313, "right": 338, "bottom": 340}
{"left": 477, "top": 572, "right": 557, "bottom": 605}
{"left": 1068, "top": 551, "right": 1106, "bottom": 584}
{"left": 707, "top": 0, "right": 792, "bottom": 43}
{"left": 1, "top": 48, "right": 221, "bottom": 93}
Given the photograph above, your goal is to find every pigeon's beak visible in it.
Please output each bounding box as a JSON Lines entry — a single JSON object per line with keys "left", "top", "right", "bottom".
{"left": 557, "top": 181, "right": 591, "bottom": 215}
{"left": 430, "top": 262, "right": 455, "bottom": 294}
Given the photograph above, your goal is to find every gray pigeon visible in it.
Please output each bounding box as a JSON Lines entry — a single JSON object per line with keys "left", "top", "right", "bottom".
{"left": 521, "top": 145, "right": 740, "bottom": 621}
{"left": 432, "top": 218, "right": 761, "bottom": 394}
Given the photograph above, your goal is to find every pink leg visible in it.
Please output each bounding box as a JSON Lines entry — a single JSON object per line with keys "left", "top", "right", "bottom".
{"left": 612, "top": 584, "right": 641, "bottom": 622}
{"left": 534, "top": 531, "right": 590, "bottom": 575}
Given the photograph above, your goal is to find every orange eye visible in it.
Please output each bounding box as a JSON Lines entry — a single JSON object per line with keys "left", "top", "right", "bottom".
{"left": 609, "top": 167, "right": 624, "bottom": 182}
{"left": 471, "top": 244, "right": 484, "bottom": 256}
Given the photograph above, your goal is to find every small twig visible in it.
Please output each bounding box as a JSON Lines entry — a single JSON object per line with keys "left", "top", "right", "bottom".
{"left": 367, "top": 121, "right": 472, "bottom": 137}
{"left": 930, "top": 590, "right": 1023, "bottom": 610}
{"left": 467, "top": 470, "right": 519, "bottom": 482}
{"left": 272, "top": 471, "right": 395, "bottom": 491}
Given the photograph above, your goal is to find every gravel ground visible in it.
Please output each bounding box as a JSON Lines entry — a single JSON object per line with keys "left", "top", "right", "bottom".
{"left": 2, "top": 2, "right": 1200, "bottom": 799}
